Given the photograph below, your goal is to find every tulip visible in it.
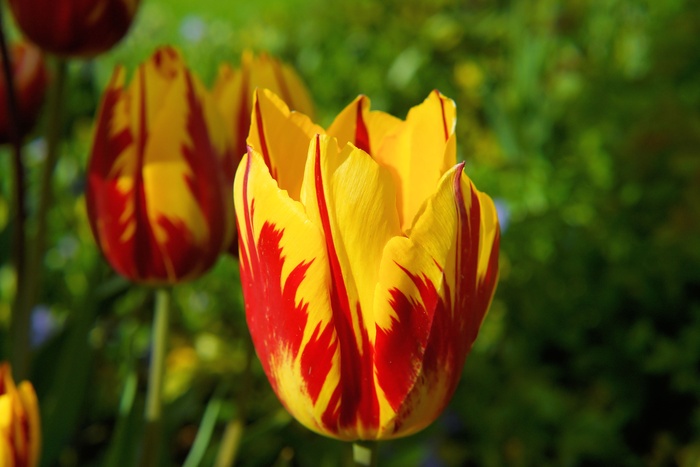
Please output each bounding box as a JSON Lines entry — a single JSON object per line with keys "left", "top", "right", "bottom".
{"left": 213, "top": 51, "right": 314, "bottom": 157}
{"left": 235, "top": 89, "right": 500, "bottom": 440}
{"left": 7, "top": 0, "right": 141, "bottom": 57}
{"left": 86, "top": 46, "right": 235, "bottom": 284}
{"left": 0, "top": 362, "right": 41, "bottom": 467}
{"left": 0, "top": 42, "right": 48, "bottom": 143}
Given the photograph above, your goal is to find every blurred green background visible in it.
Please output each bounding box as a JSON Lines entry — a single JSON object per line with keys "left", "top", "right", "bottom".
{"left": 1, "top": 0, "right": 700, "bottom": 465}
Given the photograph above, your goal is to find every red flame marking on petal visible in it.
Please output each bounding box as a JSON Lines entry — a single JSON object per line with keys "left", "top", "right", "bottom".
{"left": 376, "top": 266, "right": 437, "bottom": 411}
{"left": 435, "top": 90, "right": 450, "bottom": 142}
{"left": 253, "top": 96, "right": 277, "bottom": 180}
{"left": 354, "top": 97, "right": 371, "bottom": 155}
{"left": 130, "top": 67, "right": 157, "bottom": 280}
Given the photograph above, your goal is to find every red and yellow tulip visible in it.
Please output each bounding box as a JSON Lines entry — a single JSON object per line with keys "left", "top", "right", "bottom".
{"left": 0, "top": 42, "right": 48, "bottom": 143}
{"left": 7, "top": 0, "right": 141, "bottom": 57}
{"left": 0, "top": 363, "right": 41, "bottom": 467}
{"left": 213, "top": 51, "right": 314, "bottom": 157}
{"left": 235, "top": 89, "right": 500, "bottom": 440}
{"left": 86, "top": 46, "right": 235, "bottom": 284}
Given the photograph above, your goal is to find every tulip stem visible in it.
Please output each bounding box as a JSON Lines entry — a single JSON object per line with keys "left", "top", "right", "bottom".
{"left": 139, "top": 287, "right": 170, "bottom": 467}
{"left": 352, "top": 441, "right": 378, "bottom": 467}
{"left": 16, "top": 57, "right": 68, "bottom": 373}
{"left": 29, "top": 56, "right": 67, "bottom": 292}
{"left": 0, "top": 1, "right": 30, "bottom": 379}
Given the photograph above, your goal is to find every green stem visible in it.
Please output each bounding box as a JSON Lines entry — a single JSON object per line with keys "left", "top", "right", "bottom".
{"left": 182, "top": 389, "right": 223, "bottom": 467}
{"left": 139, "top": 288, "right": 170, "bottom": 467}
{"left": 6, "top": 56, "right": 68, "bottom": 379}
{"left": 28, "top": 57, "right": 67, "bottom": 287}
{"left": 214, "top": 336, "right": 254, "bottom": 467}
{"left": 352, "top": 441, "right": 378, "bottom": 467}
{"left": 0, "top": 0, "right": 28, "bottom": 377}
{"left": 12, "top": 57, "right": 68, "bottom": 377}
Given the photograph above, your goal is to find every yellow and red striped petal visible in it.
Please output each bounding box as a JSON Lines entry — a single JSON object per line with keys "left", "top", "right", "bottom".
{"left": 373, "top": 163, "right": 500, "bottom": 437}
{"left": 87, "top": 47, "right": 234, "bottom": 284}
{"left": 235, "top": 147, "right": 341, "bottom": 435}
{"left": 299, "top": 134, "right": 407, "bottom": 438}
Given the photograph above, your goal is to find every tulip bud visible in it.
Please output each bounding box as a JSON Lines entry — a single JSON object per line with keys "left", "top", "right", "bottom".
{"left": 213, "top": 51, "right": 314, "bottom": 158}
{"left": 0, "top": 362, "right": 41, "bottom": 467}
{"left": 86, "top": 46, "right": 235, "bottom": 284}
{"left": 7, "top": 0, "right": 141, "bottom": 57}
{"left": 235, "top": 89, "right": 500, "bottom": 440}
{"left": 0, "top": 42, "right": 48, "bottom": 144}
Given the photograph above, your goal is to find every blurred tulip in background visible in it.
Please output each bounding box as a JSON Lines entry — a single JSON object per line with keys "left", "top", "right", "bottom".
{"left": 7, "top": 0, "right": 141, "bottom": 57}
{"left": 0, "top": 42, "right": 47, "bottom": 143}
{"left": 213, "top": 51, "right": 315, "bottom": 158}
{"left": 0, "top": 362, "right": 41, "bottom": 467}
{"left": 86, "top": 46, "right": 235, "bottom": 284}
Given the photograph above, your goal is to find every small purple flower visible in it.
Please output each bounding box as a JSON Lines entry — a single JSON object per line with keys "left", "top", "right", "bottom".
{"left": 494, "top": 198, "right": 510, "bottom": 233}
{"left": 180, "top": 16, "right": 206, "bottom": 43}
{"left": 31, "top": 305, "right": 59, "bottom": 348}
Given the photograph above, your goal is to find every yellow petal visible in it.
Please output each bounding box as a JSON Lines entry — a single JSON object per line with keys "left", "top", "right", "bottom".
{"left": 128, "top": 46, "right": 184, "bottom": 142}
{"left": 247, "top": 89, "right": 321, "bottom": 201}
{"left": 212, "top": 63, "right": 249, "bottom": 156}
{"left": 277, "top": 60, "right": 315, "bottom": 119}
{"left": 374, "top": 91, "right": 457, "bottom": 231}
{"left": 17, "top": 382, "right": 40, "bottom": 467}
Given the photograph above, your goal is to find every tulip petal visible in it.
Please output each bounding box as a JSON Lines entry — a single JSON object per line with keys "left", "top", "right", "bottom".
{"left": 86, "top": 66, "right": 140, "bottom": 279}
{"left": 235, "top": 148, "right": 342, "bottom": 436}
{"left": 0, "top": 433, "right": 12, "bottom": 467}
{"left": 246, "top": 52, "right": 315, "bottom": 119}
{"left": 373, "top": 90, "right": 457, "bottom": 230}
{"left": 247, "top": 89, "right": 322, "bottom": 200}
{"left": 373, "top": 163, "right": 499, "bottom": 437}
{"left": 326, "top": 95, "right": 402, "bottom": 156}
{"left": 275, "top": 60, "right": 315, "bottom": 118}
{"left": 17, "top": 382, "right": 40, "bottom": 467}
{"left": 0, "top": 397, "right": 13, "bottom": 467}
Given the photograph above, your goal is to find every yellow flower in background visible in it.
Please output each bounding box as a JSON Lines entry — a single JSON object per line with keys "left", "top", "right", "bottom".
{"left": 235, "top": 89, "right": 500, "bottom": 440}
{"left": 86, "top": 46, "right": 236, "bottom": 284}
{"left": 213, "top": 51, "right": 314, "bottom": 158}
{"left": 0, "top": 363, "right": 41, "bottom": 467}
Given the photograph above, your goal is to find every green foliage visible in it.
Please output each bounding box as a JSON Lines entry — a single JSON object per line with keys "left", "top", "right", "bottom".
{"left": 1, "top": 0, "right": 699, "bottom": 465}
